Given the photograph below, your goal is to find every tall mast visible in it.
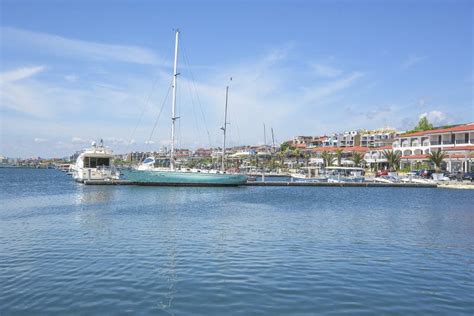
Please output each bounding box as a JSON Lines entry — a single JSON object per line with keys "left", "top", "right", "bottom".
{"left": 271, "top": 127, "right": 275, "bottom": 153}
{"left": 221, "top": 86, "right": 229, "bottom": 172}
{"left": 170, "top": 29, "right": 180, "bottom": 171}
{"left": 263, "top": 123, "right": 267, "bottom": 147}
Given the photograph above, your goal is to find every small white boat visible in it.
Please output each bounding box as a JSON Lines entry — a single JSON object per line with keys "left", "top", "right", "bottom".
{"left": 291, "top": 173, "right": 328, "bottom": 183}
{"left": 325, "top": 166, "right": 365, "bottom": 183}
{"left": 400, "top": 176, "right": 434, "bottom": 184}
{"left": 56, "top": 163, "right": 71, "bottom": 172}
{"left": 72, "top": 140, "right": 120, "bottom": 182}
{"left": 373, "top": 175, "right": 399, "bottom": 184}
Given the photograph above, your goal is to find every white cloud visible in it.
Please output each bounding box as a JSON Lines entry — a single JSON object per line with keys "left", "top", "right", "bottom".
{"left": 34, "top": 137, "right": 47, "bottom": 143}
{"left": 310, "top": 63, "right": 342, "bottom": 78}
{"left": 420, "top": 110, "right": 447, "bottom": 125}
{"left": 0, "top": 66, "right": 46, "bottom": 83}
{"left": 64, "top": 74, "right": 78, "bottom": 82}
{"left": 71, "top": 137, "right": 88, "bottom": 144}
{"left": 144, "top": 140, "right": 155, "bottom": 144}
{"left": 1, "top": 27, "right": 162, "bottom": 65}
{"left": 0, "top": 43, "right": 367, "bottom": 157}
{"left": 402, "top": 55, "right": 427, "bottom": 69}
{"left": 302, "top": 72, "right": 364, "bottom": 103}
{"left": 417, "top": 98, "right": 427, "bottom": 108}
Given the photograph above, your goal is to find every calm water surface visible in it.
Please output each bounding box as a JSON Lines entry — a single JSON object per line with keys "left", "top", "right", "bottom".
{"left": 1, "top": 168, "right": 473, "bottom": 315}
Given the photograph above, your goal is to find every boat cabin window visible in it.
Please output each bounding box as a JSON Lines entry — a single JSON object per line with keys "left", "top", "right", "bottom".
{"left": 83, "top": 157, "right": 110, "bottom": 168}
{"left": 143, "top": 157, "right": 154, "bottom": 164}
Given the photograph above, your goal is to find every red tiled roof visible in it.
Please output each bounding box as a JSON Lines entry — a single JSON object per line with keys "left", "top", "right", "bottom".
{"left": 448, "top": 153, "right": 474, "bottom": 158}
{"left": 402, "top": 153, "right": 474, "bottom": 160}
{"left": 293, "top": 143, "right": 307, "bottom": 149}
{"left": 400, "top": 123, "right": 474, "bottom": 137}
{"left": 375, "top": 145, "right": 393, "bottom": 150}
{"left": 312, "top": 146, "right": 369, "bottom": 153}
{"left": 401, "top": 154, "right": 428, "bottom": 160}
{"left": 442, "top": 145, "right": 474, "bottom": 151}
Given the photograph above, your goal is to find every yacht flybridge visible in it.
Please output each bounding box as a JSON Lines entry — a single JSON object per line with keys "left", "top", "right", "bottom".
{"left": 72, "top": 140, "right": 120, "bottom": 182}
{"left": 122, "top": 30, "right": 247, "bottom": 186}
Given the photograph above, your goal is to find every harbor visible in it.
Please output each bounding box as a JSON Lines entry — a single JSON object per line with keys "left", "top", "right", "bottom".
{"left": 1, "top": 167, "right": 473, "bottom": 315}
{"left": 2, "top": 1, "right": 473, "bottom": 315}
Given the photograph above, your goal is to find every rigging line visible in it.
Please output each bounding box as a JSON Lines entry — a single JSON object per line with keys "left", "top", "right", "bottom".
{"left": 139, "top": 79, "right": 173, "bottom": 164}
{"left": 181, "top": 65, "right": 202, "bottom": 139}
{"left": 234, "top": 119, "right": 242, "bottom": 145}
{"left": 146, "top": 79, "right": 173, "bottom": 144}
{"left": 128, "top": 69, "right": 165, "bottom": 146}
{"left": 181, "top": 43, "right": 213, "bottom": 148}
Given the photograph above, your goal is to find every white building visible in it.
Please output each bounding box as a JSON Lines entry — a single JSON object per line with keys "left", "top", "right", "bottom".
{"left": 392, "top": 123, "right": 474, "bottom": 172}
{"left": 360, "top": 128, "right": 399, "bottom": 148}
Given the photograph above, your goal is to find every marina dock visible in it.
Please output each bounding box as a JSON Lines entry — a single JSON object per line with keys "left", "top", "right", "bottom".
{"left": 83, "top": 179, "right": 437, "bottom": 188}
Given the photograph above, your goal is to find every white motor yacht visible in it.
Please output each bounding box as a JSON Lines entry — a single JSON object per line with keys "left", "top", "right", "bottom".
{"left": 72, "top": 140, "right": 120, "bottom": 182}
{"left": 325, "top": 166, "right": 365, "bottom": 183}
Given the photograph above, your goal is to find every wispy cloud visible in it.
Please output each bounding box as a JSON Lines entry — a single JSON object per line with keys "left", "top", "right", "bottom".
{"left": 1, "top": 27, "right": 163, "bottom": 65}
{"left": 303, "top": 72, "right": 364, "bottom": 103}
{"left": 0, "top": 44, "right": 367, "bottom": 156}
{"left": 34, "top": 137, "right": 48, "bottom": 143}
{"left": 420, "top": 110, "right": 448, "bottom": 125}
{"left": 0, "top": 65, "right": 46, "bottom": 83}
{"left": 401, "top": 55, "right": 427, "bottom": 69}
{"left": 310, "top": 63, "right": 342, "bottom": 78}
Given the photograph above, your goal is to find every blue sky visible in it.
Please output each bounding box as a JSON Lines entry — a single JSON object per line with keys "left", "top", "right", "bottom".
{"left": 1, "top": 0, "right": 473, "bottom": 158}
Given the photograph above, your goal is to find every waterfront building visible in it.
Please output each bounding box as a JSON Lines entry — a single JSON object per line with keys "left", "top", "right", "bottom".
{"left": 393, "top": 123, "right": 474, "bottom": 172}
{"left": 360, "top": 127, "right": 399, "bottom": 148}
{"left": 336, "top": 130, "right": 360, "bottom": 147}
{"left": 193, "top": 148, "right": 213, "bottom": 158}
{"left": 362, "top": 146, "right": 392, "bottom": 170}
{"left": 291, "top": 136, "right": 325, "bottom": 148}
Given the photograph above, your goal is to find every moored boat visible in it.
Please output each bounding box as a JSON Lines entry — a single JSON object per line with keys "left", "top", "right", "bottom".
{"left": 72, "top": 140, "right": 120, "bottom": 182}
{"left": 325, "top": 166, "right": 365, "bottom": 183}
{"left": 123, "top": 30, "right": 247, "bottom": 186}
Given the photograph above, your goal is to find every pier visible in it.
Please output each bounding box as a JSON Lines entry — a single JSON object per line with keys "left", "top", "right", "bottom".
{"left": 83, "top": 179, "right": 437, "bottom": 188}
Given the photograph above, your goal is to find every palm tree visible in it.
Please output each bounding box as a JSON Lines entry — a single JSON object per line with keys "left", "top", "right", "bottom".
{"left": 335, "top": 149, "right": 344, "bottom": 166}
{"left": 293, "top": 148, "right": 301, "bottom": 165}
{"left": 427, "top": 149, "right": 446, "bottom": 172}
{"left": 304, "top": 153, "right": 311, "bottom": 167}
{"left": 351, "top": 151, "right": 364, "bottom": 167}
{"left": 321, "top": 151, "right": 335, "bottom": 168}
{"left": 382, "top": 150, "right": 402, "bottom": 171}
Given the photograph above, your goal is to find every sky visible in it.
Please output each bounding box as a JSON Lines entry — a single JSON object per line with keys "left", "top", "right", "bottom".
{"left": 1, "top": 0, "right": 473, "bottom": 158}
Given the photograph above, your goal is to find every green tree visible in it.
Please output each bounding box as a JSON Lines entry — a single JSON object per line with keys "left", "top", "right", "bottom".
{"left": 351, "top": 151, "right": 364, "bottom": 167}
{"left": 280, "top": 142, "right": 294, "bottom": 152}
{"left": 382, "top": 150, "right": 402, "bottom": 171}
{"left": 427, "top": 150, "right": 446, "bottom": 172}
{"left": 335, "top": 149, "right": 344, "bottom": 166}
{"left": 408, "top": 117, "right": 434, "bottom": 133}
{"left": 321, "top": 151, "right": 335, "bottom": 168}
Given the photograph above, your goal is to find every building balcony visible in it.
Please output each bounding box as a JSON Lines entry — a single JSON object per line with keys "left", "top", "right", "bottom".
{"left": 442, "top": 140, "right": 454, "bottom": 145}
{"left": 455, "top": 139, "right": 471, "bottom": 144}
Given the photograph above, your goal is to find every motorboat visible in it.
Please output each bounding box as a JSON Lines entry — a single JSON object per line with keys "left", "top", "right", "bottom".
{"left": 72, "top": 140, "right": 120, "bottom": 182}
{"left": 325, "top": 166, "right": 365, "bottom": 183}
{"left": 290, "top": 172, "right": 328, "bottom": 183}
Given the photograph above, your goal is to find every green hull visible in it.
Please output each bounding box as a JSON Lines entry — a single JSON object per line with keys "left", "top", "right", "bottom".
{"left": 122, "top": 169, "right": 248, "bottom": 186}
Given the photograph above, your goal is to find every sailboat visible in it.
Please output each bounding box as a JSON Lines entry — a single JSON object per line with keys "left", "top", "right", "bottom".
{"left": 122, "top": 30, "right": 247, "bottom": 186}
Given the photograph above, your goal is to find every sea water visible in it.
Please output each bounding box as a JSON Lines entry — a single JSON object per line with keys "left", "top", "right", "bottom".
{"left": 1, "top": 168, "right": 473, "bottom": 314}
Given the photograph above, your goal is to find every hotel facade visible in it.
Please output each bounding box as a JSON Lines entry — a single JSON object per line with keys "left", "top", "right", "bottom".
{"left": 393, "top": 123, "right": 474, "bottom": 173}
